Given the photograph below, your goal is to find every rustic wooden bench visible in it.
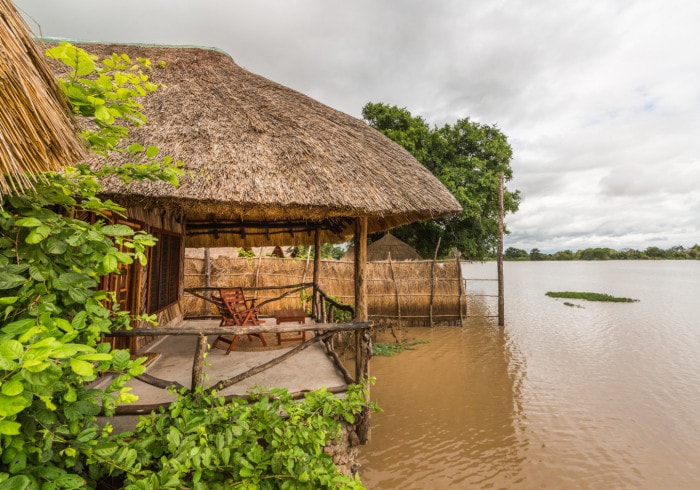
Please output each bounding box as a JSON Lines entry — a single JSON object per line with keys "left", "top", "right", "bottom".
{"left": 274, "top": 309, "right": 307, "bottom": 344}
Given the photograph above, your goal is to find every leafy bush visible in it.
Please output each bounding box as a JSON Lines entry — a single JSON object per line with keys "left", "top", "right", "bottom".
{"left": 105, "top": 385, "right": 369, "bottom": 489}
{"left": 0, "top": 42, "right": 373, "bottom": 489}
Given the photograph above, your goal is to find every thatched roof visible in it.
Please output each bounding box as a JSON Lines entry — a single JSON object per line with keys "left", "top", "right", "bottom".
{"left": 367, "top": 233, "right": 422, "bottom": 261}
{"left": 0, "top": 1, "right": 85, "bottom": 196}
{"left": 344, "top": 233, "right": 423, "bottom": 261}
{"left": 59, "top": 43, "right": 460, "bottom": 246}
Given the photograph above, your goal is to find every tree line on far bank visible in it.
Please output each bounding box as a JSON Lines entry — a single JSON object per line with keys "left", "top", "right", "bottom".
{"left": 504, "top": 245, "right": 700, "bottom": 261}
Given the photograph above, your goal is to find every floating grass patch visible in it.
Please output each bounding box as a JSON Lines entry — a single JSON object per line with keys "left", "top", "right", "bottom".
{"left": 546, "top": 291, "right": 639, "bottom": 302}
{"left": 563, "top": 301, "right": 583, "bottom": 308}
{"left": 372, "top": 339, "right": 429, "bottom": 356}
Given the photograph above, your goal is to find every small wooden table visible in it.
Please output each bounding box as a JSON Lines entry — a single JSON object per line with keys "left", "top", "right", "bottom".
{"left": 275, "top": 309, "right": 307, "bottom": 344}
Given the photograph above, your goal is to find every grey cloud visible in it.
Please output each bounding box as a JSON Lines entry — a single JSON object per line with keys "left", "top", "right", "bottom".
{"left": 14, "top": 0, "right": 700, "bottom": 251}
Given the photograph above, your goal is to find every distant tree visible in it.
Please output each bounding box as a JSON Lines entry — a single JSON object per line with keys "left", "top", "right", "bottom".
{"left": 504, "top": 247, "right": 529, "bottom": 260}
{"left": 668, "top": 245, "right": 687, "bottom": 259}
{"left": 552, "top": 249, "right": 575, "bottom": 260}
{"left": 576, "top": 247, "right": 618, "bottom": 260}
{"left": 530, "top": 248, "right": 545, "bottom": 261}
{"left": 362, "top": 102, "right": 520, "bottom": 260}
{"left": 644, "top": 246, "right": 667, "bottom": 259}
{"left": 287, "top": 243, "right": 346, "bottom": 260}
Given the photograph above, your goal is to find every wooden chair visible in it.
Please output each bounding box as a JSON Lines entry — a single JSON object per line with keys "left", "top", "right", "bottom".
{"left": 212, "top": 287, "right": 267, "bottom": 355}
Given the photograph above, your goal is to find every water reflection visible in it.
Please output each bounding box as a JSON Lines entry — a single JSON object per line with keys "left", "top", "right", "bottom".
{"left": 359, "top": 298, "right": 528, "bottom": 489}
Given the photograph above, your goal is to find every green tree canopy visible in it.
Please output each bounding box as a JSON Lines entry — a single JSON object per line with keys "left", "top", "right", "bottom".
{"left": 362, "top": 102, "right": 520, "bottom": 260}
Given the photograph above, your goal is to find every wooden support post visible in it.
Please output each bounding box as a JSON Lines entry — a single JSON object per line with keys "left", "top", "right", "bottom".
{"left": 313, "top": 228, "right": 321, "bottom": 320}
{"left": 191, "top": 333, "right": 208, "bottom": 391}
{"left": 354, "top": 217, "right": 368, "bottom": 323}
{"left": 354, "top": 217, "right": 369, "bottom": 378}
{"left": 204, "top": 248, "right": 212, "bottom": 315}
{"left": 498, "top": 172, "right": 505, "bottom": 326}
{"left": 354, "top": 217, "right": 371, "bottom": 444}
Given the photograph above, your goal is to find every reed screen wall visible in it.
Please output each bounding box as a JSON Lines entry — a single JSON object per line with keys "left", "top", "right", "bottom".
{"left": 183, "top": 254, "right": 466, "bottom": 326}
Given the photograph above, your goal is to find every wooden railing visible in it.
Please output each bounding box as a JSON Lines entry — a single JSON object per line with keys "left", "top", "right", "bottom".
{"left": 184, "top": 283, "right": 314, "bottom": 319}
{"left": 185, "top": 284, "right": 356, "bottom": 325}
{"left": 313, "top": 286, "right": 354, "bottom": 323}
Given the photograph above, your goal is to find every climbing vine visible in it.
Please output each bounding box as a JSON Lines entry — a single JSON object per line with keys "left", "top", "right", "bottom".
{"left": 0, "top": 42, "right": 373, "bottom": 489}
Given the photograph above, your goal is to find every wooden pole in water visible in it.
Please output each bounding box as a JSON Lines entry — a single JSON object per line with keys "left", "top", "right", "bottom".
{"left": 498, "top": 172, "right": 505, "bottom": 326}
{"left": 456, "top": 255, "right": 465, "bottom": 326}
{"left": 429, "top": 236, "right": 441, "bottom": 327}
{"left": 388, "top": 252, "right": 402, "bottom": 329}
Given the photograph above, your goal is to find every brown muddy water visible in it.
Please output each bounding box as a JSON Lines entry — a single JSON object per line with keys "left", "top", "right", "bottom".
{"left": 358, "top": 261, "right": 700, "bottom": 489}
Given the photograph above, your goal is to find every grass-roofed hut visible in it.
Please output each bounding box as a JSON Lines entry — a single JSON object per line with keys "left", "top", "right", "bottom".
{"left": 0, "top": 0, "right": 84, "bottom": 195}
{"left": 47, "top": 42, "right": 460, "bottom": 441}
{"left": 52, "top": 42, "right": 460, "bottom": 338}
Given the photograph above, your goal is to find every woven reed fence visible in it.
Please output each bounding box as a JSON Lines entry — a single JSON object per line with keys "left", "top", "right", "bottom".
{"left": 183, "top": 254, "right": 466, "bottom": 326}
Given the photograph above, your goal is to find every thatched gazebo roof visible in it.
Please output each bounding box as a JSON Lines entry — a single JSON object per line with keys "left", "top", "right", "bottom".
{"left": 0, "top": 0, "right": 85, "bottom": 196}
{"left": 344, "top": 233, "right": 423, "bottom": 261}
{"left": 367, "top": 233, "right": 422, "bottom": 261}
{"left": 62, "top": 43, "right": 460, "bottom": 246}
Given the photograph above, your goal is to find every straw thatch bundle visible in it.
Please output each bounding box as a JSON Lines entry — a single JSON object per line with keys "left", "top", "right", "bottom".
{"left": 0, "top": 1, "right": 84, "bottom": 195}
{"left": 54, "top": 42, "right": 460, "bottom": 247}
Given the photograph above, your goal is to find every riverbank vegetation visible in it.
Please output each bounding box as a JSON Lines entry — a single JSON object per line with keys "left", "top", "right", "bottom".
{"left": 505, "top": 245, "right": 700, "bottom": 261}
{"left": 546, "top": 292, "right": 639, "bottom": 302}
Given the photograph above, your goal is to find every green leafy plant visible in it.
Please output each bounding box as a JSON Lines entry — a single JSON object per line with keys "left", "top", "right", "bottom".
{"left": 372, "top": 339, "right": 429, "bottom": 356}
{"left": 0, "top": 42, "right": 180, "bottom": 489}
{"left": 95, "top": 384, "right": 373, "bottom": 489}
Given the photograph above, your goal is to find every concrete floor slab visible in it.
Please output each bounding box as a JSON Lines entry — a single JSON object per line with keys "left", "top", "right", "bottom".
{"left": 99, "top": 319, "right": 348, "bottom": 411}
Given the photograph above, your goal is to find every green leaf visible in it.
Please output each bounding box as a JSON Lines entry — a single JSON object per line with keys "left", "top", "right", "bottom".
{"left": 0, "top": 274, "right": 27, "bottom": 290}
{"left": 0, "top": 475, "right": 32, "bottom": 490}
{"left": 102, "top": 224, "right": 135, "bottom": 236}
{"left": 1, "top": 380, "right": 24, "bottom": 396}
{"left": 94, "top": 442, "right": 118, "bottom": 457}
{"left": 0, "top": 393, "right": 31, "bottom": 417}
{"left": 76, "top": 353, "right": 112, "bottom": 362}
{"left": 0, "top": 420, "right": 21, "bottom": 435}
{"left": 103, "top": 254, "right": 118, "bottom": 271}
{"left": 2, "top": 318, "right": 35, "bottom": 335}
{"left": 94, "top": 105, "right": 112, "bottom": 123}
{"left": 0, "top": 296, "right": 18, "bottom": 305}
{"left": 46, "top": 238, "right": 68, "bottom": 254}
{"left": 14, "top": 217, "right": 42, "bottom": 227}
{"left": 111, "top": 350, "right": 131, "bottom": 370}
{"left": 28, "top": 265, "right": 46, "bottom": 281}
{"left": 55, "top": 474, "right": 86, "bottom": 488}
{"left": 146, "top": 145, "right": 159, "bottom": 157}
{"left": 69, "top": 358, "right": 94, "bottom": 377}
{"left": 127, "top": 143, "right": 144, "bottom": 153}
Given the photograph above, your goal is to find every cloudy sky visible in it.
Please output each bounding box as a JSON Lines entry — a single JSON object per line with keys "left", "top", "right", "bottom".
{"left": 15, "top": 0, "right": 700, "bottom": 252}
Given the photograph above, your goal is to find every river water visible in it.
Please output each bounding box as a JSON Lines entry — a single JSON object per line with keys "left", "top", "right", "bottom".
{"left": 358, "top": 261, "right": 700, "bottom": 489}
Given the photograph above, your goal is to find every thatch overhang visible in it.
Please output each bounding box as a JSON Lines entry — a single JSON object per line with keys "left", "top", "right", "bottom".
{"left": 59, "top": 42, "right": 460, "bottom": 246}
{"left": 0, "top": 0, "right": 85, "bottom": 196}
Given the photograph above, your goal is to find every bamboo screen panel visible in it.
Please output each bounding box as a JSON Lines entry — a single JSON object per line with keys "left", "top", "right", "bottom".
{"left": 183, "top": 255, "right": 465, "bottom": 326}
